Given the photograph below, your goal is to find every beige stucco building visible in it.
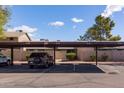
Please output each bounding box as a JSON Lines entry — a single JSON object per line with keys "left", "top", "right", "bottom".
{"left": 1, "top": 31, "right": 31, "bottom": 61}
{"left": 1, "top": 31, "right": 76, "bottom": 61}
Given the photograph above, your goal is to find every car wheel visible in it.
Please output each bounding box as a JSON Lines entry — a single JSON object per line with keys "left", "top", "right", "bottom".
{"left": 50, "top": 62, "right": 54, "bottom": 66}
{"left": 29, "top": 65, "right": 34, "bottom": 69}
{"left": 7, "top": 60, "right": 10, "bottom": 66}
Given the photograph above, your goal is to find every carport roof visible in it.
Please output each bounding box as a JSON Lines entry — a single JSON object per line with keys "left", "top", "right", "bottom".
{"left": 26, "top": 47, "right": 75, "bottom": 50}
{"left": 0, "top": 41, "right": 124, "bottom": 48}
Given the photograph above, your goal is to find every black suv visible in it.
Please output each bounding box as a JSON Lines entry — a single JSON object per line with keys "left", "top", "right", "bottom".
{"left": 28, "top": 52, "right": 54, "bottom": 69}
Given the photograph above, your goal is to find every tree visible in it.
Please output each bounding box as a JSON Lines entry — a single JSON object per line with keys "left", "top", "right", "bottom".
{"left": 78, "top": 15, "right": 121, "bottom": 41}
{"left": 0, "top": 6, "right": 10, "bottom": 39}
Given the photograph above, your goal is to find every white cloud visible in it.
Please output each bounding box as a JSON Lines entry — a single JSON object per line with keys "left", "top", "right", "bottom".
{"left": 71, "top": 17, "right": 84, "bottom": 23}
{"left": 7, "top": 25, "right": 37, "bottom": 33}
{"left": 28, "top": 33, "right": 34, "bottom": 37}
{"left": 48, "top": 21, "right": 64, "bottom": 27}
{"left": 7, "top": 25, "right": 38, "bottom": 40}
{"left": 101, "top": 5, "right": 124, "bottom": 17}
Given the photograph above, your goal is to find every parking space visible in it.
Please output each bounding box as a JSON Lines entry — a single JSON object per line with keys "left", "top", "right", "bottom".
{"left": 0, "top": 64, "right": 47, "bottom": 73}
{"left": 0, "top": 62, "right": 104, "bottom": 73}
{"left": 46, "top": 64, "right": 104, "bottom": 73}
{"left": 0, "top": 62, "right": 124, "bottom": 87}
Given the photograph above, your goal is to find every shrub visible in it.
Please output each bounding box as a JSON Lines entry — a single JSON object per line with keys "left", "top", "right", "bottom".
{"left": 66, "top": 52, "right": 76, "bottom": 60}
{"left": 90, "top": 53, "right": 96, "bottom": 61}
{"left": 100, "top": 53, "right": 108, "bottom": 61}
{"left": 90, "top": 53, "right": 108, "bottom": 61}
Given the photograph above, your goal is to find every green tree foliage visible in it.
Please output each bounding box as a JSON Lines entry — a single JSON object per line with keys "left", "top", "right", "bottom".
{"left": 78, "top": 15, "right": 121, "bottom": 41}
{"left": 0, "top": 6, "right": 10, "bottom": 39}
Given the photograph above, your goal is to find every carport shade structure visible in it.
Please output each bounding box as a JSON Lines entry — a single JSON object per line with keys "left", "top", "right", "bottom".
{"left": 0, "top": 41, "right": 124, "bottom": 66}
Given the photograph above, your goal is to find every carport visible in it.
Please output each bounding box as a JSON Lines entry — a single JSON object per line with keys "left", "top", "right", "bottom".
{"left": 0, "top": 41, "right": 124, "bottom": 66}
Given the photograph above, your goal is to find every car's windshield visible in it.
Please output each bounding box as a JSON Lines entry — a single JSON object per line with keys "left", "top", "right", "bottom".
{"left": 0, "top": 55, "right": 6, "bottom": 58}
{"left": 30, "top": 53, "right": 47, "bottom": 57}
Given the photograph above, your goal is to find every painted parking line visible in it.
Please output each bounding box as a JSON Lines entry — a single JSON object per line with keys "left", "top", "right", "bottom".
{"left": 73, "top": 63, "right": 80, "bottom": 72}
{"left": 73, "top": 63, "right": 78, "bottom": 72}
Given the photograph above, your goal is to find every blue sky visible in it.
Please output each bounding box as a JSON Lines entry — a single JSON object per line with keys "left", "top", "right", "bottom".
{"left": 7, "top": 5, "right": 124, "bottom": 41}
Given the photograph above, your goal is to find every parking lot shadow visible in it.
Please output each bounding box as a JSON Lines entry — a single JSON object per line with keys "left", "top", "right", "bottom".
{"left": 0, "top": 64, "right": 46, "bottom": 73}
{"left": 0, "top": 64, "right": 105, "bottom": 73}
{"left": 46, "top": 64, "right": 105, "bottom": 73}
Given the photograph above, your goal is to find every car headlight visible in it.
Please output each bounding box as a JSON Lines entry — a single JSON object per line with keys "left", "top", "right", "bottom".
{"left": 29, "top": 61, "right": 33, "bottom": 63}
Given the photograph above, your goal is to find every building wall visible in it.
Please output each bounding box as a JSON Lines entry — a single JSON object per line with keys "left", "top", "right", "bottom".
{"left": 1, "top": 48, "right": 24, "bottom": 61}
{"left": 1, "top": 33, "right": 31, "bottom": 61}
{"left": 2, "top": 47, "right": 124, "bottom": 62}
{"left": 0, "top": 37, "right": 18, "bottom": 42}
{"left": 77, "top": 48, "right": 124, "bottom": 61}
{"left": 77, "top": 48, "right": 94, "bottom": 61}
{"left": 98, "top": 50, "right": 124, "bottom": 61}
{"left": 56, "top": 50, "right": 67, "bottom": 61}
{"left": 97, "top": 50, "right": 113, "bottom": 61}
{"left": 18, "top": 34, "right": 30, "bottom": 42}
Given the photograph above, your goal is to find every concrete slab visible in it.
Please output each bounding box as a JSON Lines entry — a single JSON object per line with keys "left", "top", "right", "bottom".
{"left": 0, "top": 63, "right": 124, "bottom": 87}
